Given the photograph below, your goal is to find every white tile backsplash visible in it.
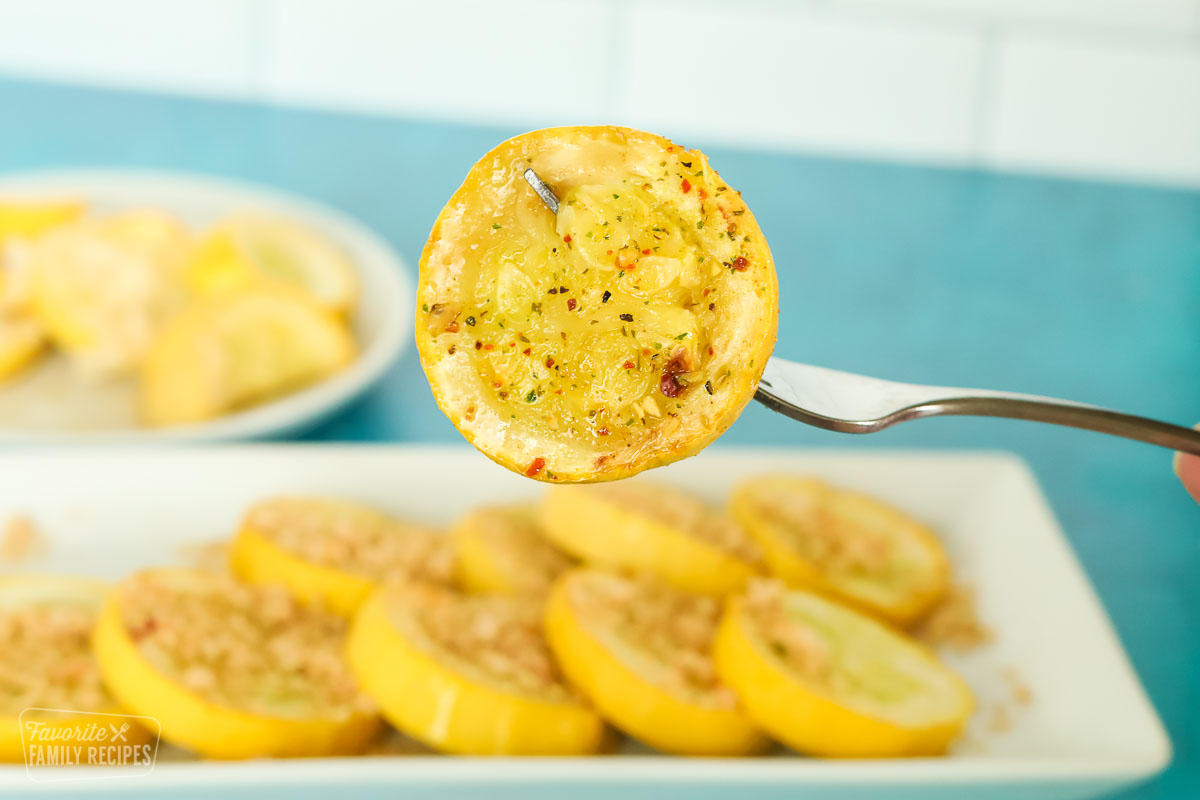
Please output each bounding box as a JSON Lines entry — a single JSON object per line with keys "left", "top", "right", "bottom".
{"left": 263, "top": 0, "right": 616, "bottom": 124}
{"left": 986, "top": 37, "right": 1200, "bottom": 185}
{"left": 617, "top": 4, "right": 983, "bottom": 163}
{"left": 0, "top": 0, "right": 1198, "bottom": 187}
{"left": 834, "top": 0, "right": 1200, "bottom": 35}
{"left": 0, "top": 0, "right": 260, "bottom": 95}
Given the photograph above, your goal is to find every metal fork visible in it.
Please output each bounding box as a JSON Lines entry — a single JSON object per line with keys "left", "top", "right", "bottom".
{"left": 523, "top": 168, "right": 1200, "bottom": 456}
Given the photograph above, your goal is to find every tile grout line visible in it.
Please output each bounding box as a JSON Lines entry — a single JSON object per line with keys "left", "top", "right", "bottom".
{"left": 248, "top": 0, "right": 277, "bottom": 103}
{"left": 968, "top": 24, "right": 1003, "bottom": 169}
{"left": 603, "top": 0, "right": 630, "bottom": 122}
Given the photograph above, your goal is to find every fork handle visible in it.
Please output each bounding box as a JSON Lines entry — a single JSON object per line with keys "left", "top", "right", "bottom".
{"left": 904, "top": 396, "right": 1200, "bottom": 455}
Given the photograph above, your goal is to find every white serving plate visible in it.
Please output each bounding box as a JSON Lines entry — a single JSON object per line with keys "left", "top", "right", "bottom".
{"left": 0, "top": 446, "right": 1169, "bottom": 800}
{"left": 0, "top": 170, "right": 411, "bottom": 443}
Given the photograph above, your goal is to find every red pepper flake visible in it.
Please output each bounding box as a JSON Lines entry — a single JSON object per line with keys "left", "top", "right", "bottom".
{"left": 681, "top": 178, "right": 692, "bottom": 194}
{"left": 555, "top": 389, "right": 563, "bottom": 395}
{"left": 492, "top": 381, "right": 502, "bottom": 388}
{"left": 660, "top": 349, "right": 691, "bottom": 398}
{"left": 525, "top": 457, "right": 547, "bottom": 477}
{"left": 641, "top": 348, "right": 651, "bottom": 356}
{"left": 708, "top": 346, "right": 714, "bottom": 356}
{"left": 545, "top": 357, "right": 555, "bottom": 368}
{"left": 597, "top": 427, "right": 610, "bottom": 436}
{"left": 667, "top": 146, "right": 675, "bottom": 153}
{"left": 567, "top": 298, "right": 577, "bottom": 311}
{"left": 698, "top": 188, "right": 708, "bottom": 200}
{"left": 482, "top": 343, "right": 494, "bottom": 351}
{"left": 563, "top": 234, "right": 572, "bottom": 243}
{"left": 703, "top": 288, "right": 710, "bottom": 296}
{"left": 606, "top": 250, "right": 613, "bottom": 256}
{"left": 445, "top": 321, "right": 459, "bottom": 333}
{"left": 623, "top": 360, "right": 635, "bottom": 369}
{"left": 522, "top": 348, "right": 531, "bottom": 356}
{"left": 465, "top": 406, "right": 477, "bottom": 422}
{"left": 732, "top": 256, "right": 749, "bottom": 271}
{"left": 641, "top": 249, "right": 651, "bottom": 256}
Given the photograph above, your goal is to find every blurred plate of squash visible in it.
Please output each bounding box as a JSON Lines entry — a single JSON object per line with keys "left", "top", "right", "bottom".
{"left": 0, "top": 170, "right": 410, "bottom": 443}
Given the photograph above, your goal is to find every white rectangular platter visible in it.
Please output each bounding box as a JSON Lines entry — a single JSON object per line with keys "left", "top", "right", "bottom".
{"left": 0, "top": 445, "right": 1169, "bottom": 800}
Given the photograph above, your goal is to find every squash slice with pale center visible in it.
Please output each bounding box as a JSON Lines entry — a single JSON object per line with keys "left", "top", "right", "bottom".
{"left": 416, "top": 126, "right": 778, "bottom": 482}
{"left": 0, "top": 575, "right": 151, "bottom": 762}
{"left": 92, "top": 568, "right": 379, "bottom": 759}
{"left": 714, "top": 580, "right": 973, "bottom": 758}
{"left": 346, "top": 580, "right": 606, "bottom": 755}
{"left": 231, "top": 496, "right": 452, "bottom": 617}
{"left": 730, "top": 476, "right": 949, "bottom": 625}
{"left": 139, "top": 286, "right": 355, "bottom": 426}
{"left": 451, "top": 503, "right": 571, "bottom": 596}
{"left": 539, "top": 482, "right": 763, "bottom": 595}
{"left": 544, "top": 569, "right": 766, "bottom": 756}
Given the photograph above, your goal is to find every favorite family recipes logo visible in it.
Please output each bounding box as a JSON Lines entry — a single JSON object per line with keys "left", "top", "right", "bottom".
{"left": 19, "top": 708, "right": 160, "bottom": 782}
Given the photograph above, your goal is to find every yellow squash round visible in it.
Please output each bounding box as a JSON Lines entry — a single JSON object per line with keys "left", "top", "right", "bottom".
{"left": 92, "top": 568, "right": 379, "bottom": 759}
{"left": 539, "top": 482, "right": 762, "bottom": 595}
{"left": 0, "top": 575, "right": 151, "bottom": 763}
{"left": 230, "top": 496, "right": 451, "bottom": 617}
{"left": 713, "top": 583, "right": 973, "bottom": 757}
{"left": 346, "top": 581, "right": 606, "bottom": 756}
{"left": 451, "top": 503, "right": 570, "bottom": 595}
{"left": 544, "top": 570, "right": 766, "bottom": 756}
{"left": 730, "top": 476, "right": 949, "bottom": 625}
{"left": 416, "top": 126, "right": 778, "bottom": 482}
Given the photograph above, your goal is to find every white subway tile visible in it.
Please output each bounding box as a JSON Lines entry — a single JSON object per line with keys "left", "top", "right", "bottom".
{"left": 986, "top": 37, "right": 1200, "bottom": 185}
{"left": 263, "top": 0, "right": 616, "bottom": 124}
{"left": 833, "top": 0, "right": 1199, "bottom": 34}
{"left": 616, "top": 4, "right": 983, "bottom": 162}
{"left": 0, "top": 0, "right": 260, "bottom": 95}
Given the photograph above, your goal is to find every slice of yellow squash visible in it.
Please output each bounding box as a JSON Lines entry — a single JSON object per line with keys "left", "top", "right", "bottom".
{"left": 730, "top": 476, "right": 949, "bottom": 625}
{"left": 451, "top": 503, "right": 571, "bottom": 596}
{"left": 346, "top": 580, "right": 606, "bottom": 755}
{"left": 230, "top": 496, "right": 452, "bottom": 617}
{"left": 538, "top": 482, "right": 763, "bottom": 595}
{"left": 185, "top": 214, "right": 359, "bottom": 314}
{"left": 544, "top": 569, "right": 766, "bottom": 755}
{"left": 416, "top": 126, "right": 778, "bottom": 482}
{"left": 714, "top": 581, "right": 973, "bottom": 757}
{"left": 92, "top": 568, "right": 379, "bottom": 759}
{"left": 0, "top": 575, "right": 152, "bottom": 763}
{"left": 139, "top": 286, "right": 356, "bottom": 426}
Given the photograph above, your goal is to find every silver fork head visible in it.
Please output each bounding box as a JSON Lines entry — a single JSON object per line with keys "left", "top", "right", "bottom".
{"left": 757, "top": 356, "right": 1200, "bottom": 455}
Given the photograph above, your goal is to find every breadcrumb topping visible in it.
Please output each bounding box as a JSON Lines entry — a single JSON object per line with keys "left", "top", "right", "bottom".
{"left": 0, "top": 603, "right": 108, "bottom": 714}
{"left": 913, "top": 582, "right": 991, "bottom": 652}
{"left": 754, "top": 490, "right": 892, "bottom": 575}
{"left": 459, "top": 504, "right": 571, "bottom": 594}
{"left": 744, "top": 579, "right": 833, "bottom": 683}
{"left": 247, "top": 498, "right": 453, "bottom": 584}
{"left": 403, "top": 583, "right": 569, "bottom": 698}
{"left": 0, "top": 515, "right": 46, "bottom": 562}
{"left": 118, "top": 570, "right": 372, "bottom": 718}
{"left": 572, "top": 572, "right": 734, "bottom": 706}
